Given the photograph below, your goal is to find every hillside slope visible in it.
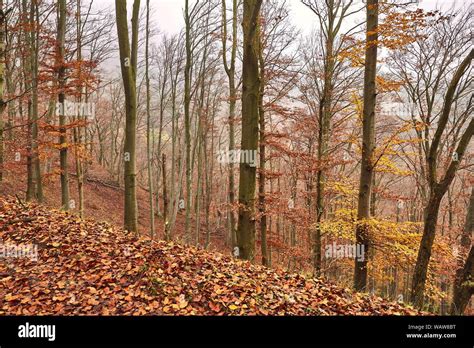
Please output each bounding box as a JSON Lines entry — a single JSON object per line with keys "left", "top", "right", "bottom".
{"left": 0, "top": 163, "right": 228, "bottom": 252}
{"left": 0, "top": 197, "right": 421, "bottom": 315}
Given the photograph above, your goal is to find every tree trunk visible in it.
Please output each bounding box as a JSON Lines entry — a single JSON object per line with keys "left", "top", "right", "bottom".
{"left": 451, "top": 246, "right": 473, "bottom": 315}
{"left": 23, "top": 0, "right": 43, "bottom": 202}
{"left": 354, "top": 0, "right": 378, "bottom": 292}
{"left": 115, "top": 0, "right": 140, "bottom": 233}
{"left": 145, "top": 0, "right": 155, "bottom": 238}
{"left": 74, "top": 0, "right": 84, "bottom": 218}
{"left": 57, "top": 0, "right": 70, "bottom": 211}
{"left": 237, "top": 0, "right": 262, "bottom": 261}
{"left": 163, "top": 153, "right": 169, "bottom": 240}
{"left": 411, "top": 192, "right": 442, "bottom": 308}
{"left": 313, "top": 2, "right": 336, "bottom": 277}
{"left": 257, "top": 21, "right": 268, "bottom": 267}
{"left": 184, "top": 0, "right": 192, "bottom": 243}
{"left": 451, "top": 187, "right": 474, "bottom": 314}
{"left": 0, "top": 0, "right": 6, "bottom": 183}
{"left": 222, "top": 0, "right": 238, "bottom": 251}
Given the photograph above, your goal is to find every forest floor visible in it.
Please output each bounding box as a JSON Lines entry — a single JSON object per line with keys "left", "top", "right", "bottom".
{"left": 0, "top": 196, "right": 423, "bottom": 315}
{"left": 0, "top": 162, "right": 229, "bottom": 251}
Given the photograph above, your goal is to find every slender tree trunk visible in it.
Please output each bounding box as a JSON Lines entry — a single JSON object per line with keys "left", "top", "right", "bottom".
{"left": 451, "top": 187, "right": 474, "bottom": 314}
{"left": 0, "top": 0, "right": 6, "bottom": 183}
{"left": 257, "top": 22, "right": 268, "bottom": 267}
{"left": 4, "top": 14, "right": 13, "bottom": 143}
{"left": 222, "top": 0, "right": 238, "bottom": 251}
{"left": 184, "top": 0, "right": 192, "bottom": 243}
{"left": 354, "top": 0, "right": 378, "bottom": 292}
{"left": 313, "top": 16, "right": 335, "bottom": 277}
{"left": 145, "top": 0, "right": 155, "bottom": 238}
{"left": 195, "top": 128, "right": 203, "bottom": 245}
{"left": 237, "top": 0, "right": 262, "bottom": 261}
{"left": 155, "top": 55, "right": 168, "bottom": 218}
{"left": 57, "top": 0, "right": 70, "bottom": 211}
{"left": 115, "top": 0, "right": 140, "bottom": 233}
{"left": 73, "top": 0, "right": 85, "bottom": 218}
{"left": 22, "top": 0, "right": 33, "bottom": 200}
{"left": 163, "top": 153, "right": 169, "bottom": 240}
{"left": 168, "top": 63, "right": 183, "bottom": 238}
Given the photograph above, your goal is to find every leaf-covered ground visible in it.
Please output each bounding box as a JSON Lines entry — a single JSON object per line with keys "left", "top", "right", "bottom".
{"left": 0, "top": 197, "right": 422, "bottom": 315}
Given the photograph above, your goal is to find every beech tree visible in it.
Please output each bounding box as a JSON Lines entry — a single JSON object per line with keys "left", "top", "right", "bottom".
{"left": 0, "top": 0, "right": 7, "bottom": 183}
{"left": 115, "top": 0, "right": 140, "bottom": 233}
{"left": 354, "top": 0, "right": 378, "bottom": 292}
{"left": 237, "top": 0, "right": 263, "bottom": 261}
{"left": 145, "top": 0, "right": 155, "bottom": 238}
{"left": 24, "top": 0, "right": 43, "bottom": 202}
{"left": 221, "top": 0, "right": 239, "bottom": 250}
{"left": 410, "top": 48, "right": 474, "bottom": 308}
{"left": 57, "top": 0, "right": 69, "bottom": 211}
{"left": 451, "top": 187, "right": 474, "bottom": 314}
{"left": 302, "top": 0, "right": 362, "bottom": 276}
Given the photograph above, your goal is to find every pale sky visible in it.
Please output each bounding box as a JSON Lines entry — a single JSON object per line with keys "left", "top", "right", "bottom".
{"left": 97, "top": 0, "right": 470, "bottom": 36}
{"left": 96, "top": 0, "right": 470, "bottom": 75}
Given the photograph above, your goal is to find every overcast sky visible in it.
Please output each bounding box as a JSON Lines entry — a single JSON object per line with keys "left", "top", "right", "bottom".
{"left": 96, "top": 0, "right": 470, "bottom": 75}
{"left": 97, "top": 0, "right": 469, "bottom": 36}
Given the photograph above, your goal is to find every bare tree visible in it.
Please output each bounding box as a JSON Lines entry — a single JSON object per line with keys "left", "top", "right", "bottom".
{"left": 221, "top": 0, "right": 239, "bottom": 250}
{"left": 411, "top": 48, "right": 474, "bottom": 308}
{"left": 57, "top": 0, "right": 69, "bottom": 211}
{"left": 115, "top": 0, "right": 140, "bottom": 233}
{"left": 302, "top": 0, "right": 362, "bottom": 275}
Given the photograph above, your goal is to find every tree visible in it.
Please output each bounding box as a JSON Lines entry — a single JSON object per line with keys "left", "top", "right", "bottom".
{"left": 257, "top": 20, "right": 268, "bottom": 266}
{"left": 145, "top": 0, "right": 155, "bottom": 238}
{"left": 237, "top": 0, "right": 263, "bottom": 261}
{"left": 57, "top": 0, "right": 69, "bottom": 211}
{"left": 22, "top": 0, "right": 43, "bottom": 202}
{"left": 221, "top": 0, "right": 238, "bottom": 250}
{"left": 184, "top": 0, "right": 193, "bottom": 243}
{"left": 0, "top": 0, "right": 7, "bottom": 183}
{"left": 451, "top": 186, "right": 474, "bottom": 314}
{"left": 115, "top": 0, "right": 140, "bottom": 233}
{"left": 411, "top": 48, "right": 474, "bottom": 308}
{"left": 302, "top": 0, "right": 361, "bottom": 276}
{"left": 354, "top": 0, "right": 378, "bottom": 291}
{"left": 183, "top": 0, "right": 218, "bottom": 243}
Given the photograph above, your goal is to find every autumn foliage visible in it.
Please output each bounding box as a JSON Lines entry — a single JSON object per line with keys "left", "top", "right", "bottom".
{"left": 0, "top": 197, "right": 423, "bottom": 316}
